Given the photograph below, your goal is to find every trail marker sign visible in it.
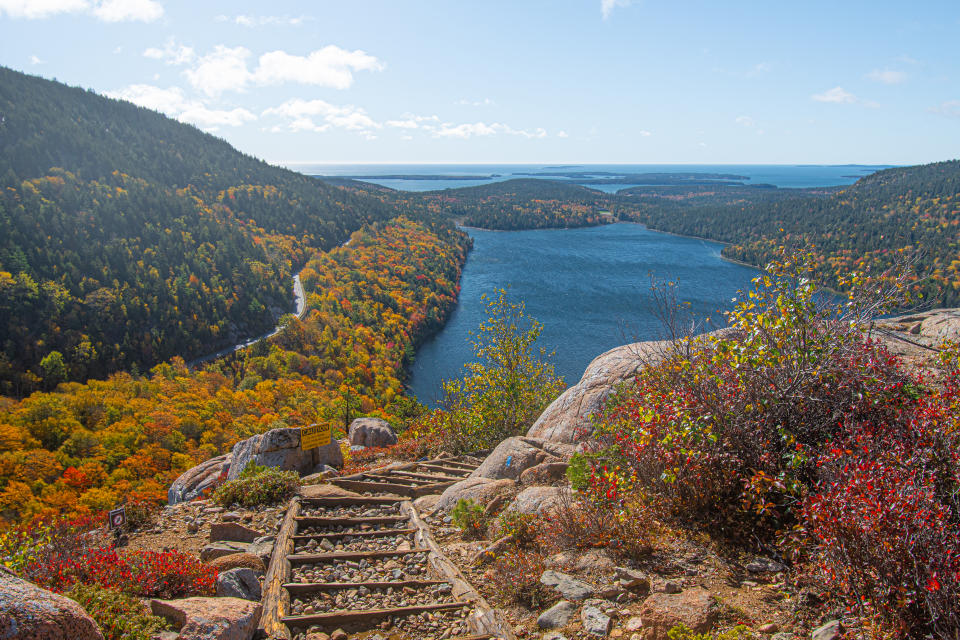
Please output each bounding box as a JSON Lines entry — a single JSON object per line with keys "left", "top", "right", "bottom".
{"left": 301, "top": 423, "right": 331, "bottom": 450}
{"left": 108, "top": 507, "right": 126, "bottom": 530}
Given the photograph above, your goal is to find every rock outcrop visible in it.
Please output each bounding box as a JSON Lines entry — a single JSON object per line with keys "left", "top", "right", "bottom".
{"left": 348, "top": 417, "right": 398, "bottom": 448}
{"left": 151, "top": 597, "right": 262, "bottom": 640}
{"left": 168, "top": 453, "right": 231, "bottom": 505}
{"left": 215, "top": 567, "right": 263, "bottom": 601}
{"left": 0, "top": 566, "right": 104, "bottom": 640}
{"left": 507, "top": 486, "right": 571, "bottom": 515}
{"left": 228, "top": 427, "right": 342, "bottom": 481}
{"left": 527, "top": 340, "right": 669, "bottom": 444}
{"left": 875, "top": 308, "right": 960, "bottom": 370}
{"left": 635, "top": 587, "right": 717, "bottom": 640}
{"left": 435, "top": 477, "right": 516, "bottom": 511}
{"left": 469, "top": 436, "right": 575, "bottom": 481}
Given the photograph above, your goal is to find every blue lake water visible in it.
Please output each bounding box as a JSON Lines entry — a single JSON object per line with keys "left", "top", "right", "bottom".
{"left": 406, "top": 223, "right": 759, "bottom": 407}
{"left": 289, "top": 163, "right": 892, "bottom": 193}
{"left": 282, "top": 163, "right": 889, "bottom": 407}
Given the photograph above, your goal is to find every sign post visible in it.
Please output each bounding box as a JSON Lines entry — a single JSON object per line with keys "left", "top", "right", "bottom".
{"left": 301, "top": 423, "right": 331, "bottom": 450}
{"left": 108, "top": 507, "right": 126, "bottom": 530}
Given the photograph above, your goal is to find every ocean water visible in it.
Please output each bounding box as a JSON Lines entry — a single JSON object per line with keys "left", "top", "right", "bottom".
{"left": 406, "top": 223, "right": 759, "bottom": 407}
{"left": 289, "top": 163, "right": 891, "bottom": 193}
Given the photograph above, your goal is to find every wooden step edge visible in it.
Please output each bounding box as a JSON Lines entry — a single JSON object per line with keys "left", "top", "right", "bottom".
{"left": 288, "top": 547, "right": 431, "bottom": 563}
{"left": 415, "top": 465, "right": 471, "bottom": 476}
{"left": 282, "top": 578, "right": 447, "bottom": 592}
{"left": 329, "top": 479, "right": 423, "bottom": 496}
{"left": 292, "top": 528, "right": 417, "bottom": 541}
{"left": 295, "top": 515, "right": 409, "bottom": 526}
{"left": 301, "top": 495, "right": 410, "bottom": 505}
{"left": 361, "top": 473, "right": 431, "bottom": 485}
{"left": 390, "top": 470, "right": 467, "bottom": 482}
{"left": 281, "top": 600, "right": 470, "bottom": 627}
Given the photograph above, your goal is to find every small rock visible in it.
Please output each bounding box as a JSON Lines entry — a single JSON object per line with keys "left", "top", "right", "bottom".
{"left": 614, "top": 567, "right": 650, "bottom": 593}
{"left": 811, "top": 621, "right": 842, "bottom": 640}
{"left": 745, "top": 557, "right": 786, "bottom": 574}
{"left": 307, "top": 633, "right": 330, "bottom": 640}
{"left": 662, "top": 581, "right": 681, "bottom": 594}
{"left": 541, "top": 570, "right": 595, "bottom": 601}
{"left": 537, "top": 600, "right": 578, "bottom": 629}
{"left": 543, "top": 633, "right": 568, "bottom": 640}
{"left": 624, "top": 616, "right": 643, "bottom": 632}
{"left": 758, "top": 623, "right": 779, "bottom": 634}
{"left": 581, "top": 604, "right": 612, "bottom": 636}
{"left": 215, "top": 567, "right": 263, "bottom": 601}
{"left": 331, "top": 628, "right": 348, "bottom": 640}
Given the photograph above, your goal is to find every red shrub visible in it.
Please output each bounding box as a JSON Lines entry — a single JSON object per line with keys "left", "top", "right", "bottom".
{"left": 804, "top": 419, "right": 960, "bottom": 638}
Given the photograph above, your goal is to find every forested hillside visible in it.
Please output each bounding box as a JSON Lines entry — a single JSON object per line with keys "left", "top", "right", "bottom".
{"left": 335, "top": 178, "right": 630, "bottom": 230}
{"left": 0, "top": 67, "right": 397, "bottom": 394}
{"left": 620, "top": 161, "right": 960, "bottom": 304}
{"left": 0, "top": 217, "right": 469, "bottom": 523}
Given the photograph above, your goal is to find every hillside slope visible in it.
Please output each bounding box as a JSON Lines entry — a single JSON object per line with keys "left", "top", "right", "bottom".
{"left": 621, "top": 160, "right": 960, "bottom": 304}
{"left": 0, "top": 67, "right": 397, "bottom": 393}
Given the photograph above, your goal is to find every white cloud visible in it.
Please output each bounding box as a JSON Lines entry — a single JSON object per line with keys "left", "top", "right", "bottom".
{"left": 92, "top": 0, "right": 161, "bottom": 22}
{"left": 601, "top": 0, "right": 632, "bottom": 19}
{"left": 866, "top": 69, "right": 906, "bottom": 84}
{"left": 143, "top": 38, "right": 195, "bottom": 65}
{"left": 557, "top": 130, "right": 569, "bottom": 138}
{"left": 178, "top": 105, "right": 256, "bottom": 128}
{"left": 435, "top": 121, "right": 547, "bottom": 139}
{"left": 263, "top": 98, "right": 380, "bottom": 134}
{"left": 29, "top": 54, "right": 43, "bottom": 64}
{"left": 0, "top": 0, "right": 89, "bottom": 19}
{"left": 638, "top": 130, "right": 652, "bottom": 137}
{"left": 105, "top": 84, "right": 255, "bottom": 130}
{"left": 0, "top": 0, "right": 161, "bottom": 21}
{"left": 812, "top": 86, "right": 857, "bottom": 104}
{"left": 183, "top": 45, "right": 383, "bottom": 97}
{"left": 929, "top": 101, "right": 960, "bottom": 119}
{"left": 386, "top": 119, "right": 420, "bottom": 129}
{"left": 456, "top": 97, "right": 495, "bottom": 107}
{"left": 217, "top": 14, "right": 308, "bottom": 27}
{"left": 254, "top": 47, "right": 383, "bottom": 88}
{"left": 184, "top": 46, "right": 253, "bottom": 97}
{"left": 735, "top": 115, "right": 755, "bottom": 127}
{"left": 106, "top": 84, "right": 186, "bottom": 113}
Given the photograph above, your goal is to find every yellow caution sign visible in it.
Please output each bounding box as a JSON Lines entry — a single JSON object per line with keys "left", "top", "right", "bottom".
{"left": 301, "top": 423, "right": 331, "bottom": 450}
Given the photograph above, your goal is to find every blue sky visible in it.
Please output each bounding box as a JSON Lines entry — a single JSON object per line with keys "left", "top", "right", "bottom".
{"left": 1, "top": 0, "right": 958, "bottom": 165}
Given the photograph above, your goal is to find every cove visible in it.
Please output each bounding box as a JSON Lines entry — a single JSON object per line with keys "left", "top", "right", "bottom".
{"left": 407, "top": 223, "right": 759, "bottom": 407}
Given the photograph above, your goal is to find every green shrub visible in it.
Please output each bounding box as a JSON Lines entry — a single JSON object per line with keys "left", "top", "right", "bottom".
{"left": 668, "top": 624, "right": 756, "bottom": 640}
{"left": 67, "top": 583, "right": 168, "bottom": 640}
{"left": 491, "top": 510, "right": 539, "bottom": 547}
{"left": 439, "top": 290, "right": 565, "bottom": 453}
{"left": 211, "top": 464, "right": 300, "bottom": 507}
{"left": 451, "top": 498, "right": 487, "bottom": 540}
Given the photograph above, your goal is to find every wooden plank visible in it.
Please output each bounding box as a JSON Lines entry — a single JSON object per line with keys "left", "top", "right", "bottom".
{"left": 330, "top": 478, "right": 419, "bottom": 496}
{"left": 401, "top": 502, "right": 518, "bottom": 640}
{"left": 281, "top": 601, "right": 469, "bottom": 627}
{"left": 296, "top": 515, "right": 408, "bottom": 526}
{"left": 301, "top": 495, "right": 409, "bottom": 506}
{"left": 360, "top": 473, "right": 428, "bottom": 486}
{"left": 288, "top": 547, "right": 430, "bottom": 564}
{"left": 410, "top": 481, "right": 459, "bottom": 498}
{"left": 436, "top": 460, "right": 478, "bottom": 470}
{"left": 415, "top": 464, "right": 471, "bottom": 475}
{"left": 391, "top": 470, "right": 465, "bottom": 482}
{"left": 258, "top": 496, "right": 301, "bottom": 640}
{"left": 292, "top": 527, "right": 417, "bottom": 541}
{"left": 283, "top": 579, "right": 446, "bottom": 595}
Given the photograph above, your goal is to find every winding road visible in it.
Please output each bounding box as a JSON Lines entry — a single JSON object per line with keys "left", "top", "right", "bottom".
{"left": 186, "top": 272, "right": 307, "bottom": 368}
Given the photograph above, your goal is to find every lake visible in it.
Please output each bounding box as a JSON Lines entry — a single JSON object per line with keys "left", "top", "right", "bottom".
{"left": 406, "top": 223, "right": 758, "bottom": 407}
